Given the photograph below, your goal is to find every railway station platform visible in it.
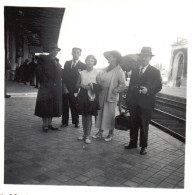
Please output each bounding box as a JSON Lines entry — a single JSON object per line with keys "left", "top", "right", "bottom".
{"left": 3, "top": 81, "right": 187, "bottom": 191}
{"left": 159, "top": 85, "right": 186, "bottom": 100}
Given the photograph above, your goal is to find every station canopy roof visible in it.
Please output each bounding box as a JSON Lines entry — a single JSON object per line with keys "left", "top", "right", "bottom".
{"left": 5, "top": 6, "right": 65, "bottom": 53}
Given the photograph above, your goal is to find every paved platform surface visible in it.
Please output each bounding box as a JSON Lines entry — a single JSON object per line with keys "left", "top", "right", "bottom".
{"left": 4, "top": 81, "right": 185, "bottom": 188}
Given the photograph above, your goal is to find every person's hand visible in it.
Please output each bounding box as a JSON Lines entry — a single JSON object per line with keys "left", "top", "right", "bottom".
{"left": 64, "top": 88, "right": 69, "bottom": 94}
{"left": 63, "top": 84, "right": 69, "bottom": 94}
{"left": 117, "top": 101, "right": 122, "bottom": 114}
{"left": 113, "top": 88, "right": 118, "bottom": 95}
{"left": 85, "top": 85, "right": 91, "bottom": 90}
{"left": 82, "top": 84, "right": 91, "bottom": 90}
{"left": 139, "top": 86, "right": 148, "bottom": 94}
{"left": 88, "top": 83, "right": 93, "bottom": 90}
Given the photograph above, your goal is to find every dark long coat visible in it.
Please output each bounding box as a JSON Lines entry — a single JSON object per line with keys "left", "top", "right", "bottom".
{"left": 35, "top": 55, "right": 63, "bottom": 117}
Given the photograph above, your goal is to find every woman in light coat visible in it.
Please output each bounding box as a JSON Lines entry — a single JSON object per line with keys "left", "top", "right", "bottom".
{"left": 93, "top": 50, "right": 126, "bottom": 141}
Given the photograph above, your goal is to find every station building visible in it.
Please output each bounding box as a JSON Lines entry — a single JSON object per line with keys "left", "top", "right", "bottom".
{"left": 168, "top": 38, "right": 188, "bottom": 87}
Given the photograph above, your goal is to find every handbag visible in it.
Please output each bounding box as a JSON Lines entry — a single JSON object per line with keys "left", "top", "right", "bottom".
{"left": 115, "top": 111, "right": 131, "bottom": 131}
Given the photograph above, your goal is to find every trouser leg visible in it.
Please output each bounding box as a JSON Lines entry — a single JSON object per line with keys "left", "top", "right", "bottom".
{"left": 139, "top": 108, "right": 152, "bottom": 148}
{"left": 69, "top": 93, "right": 79, "bottom": 124}
{"left": 62, "top": 94, "right": 69, "bottom": 125}
{"left": 129, "top": 105, "right": 140, "bottom": 145}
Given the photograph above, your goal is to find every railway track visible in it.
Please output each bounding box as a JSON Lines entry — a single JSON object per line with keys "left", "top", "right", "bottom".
{"left": 151, "top": 108, "right": 186, "bottom": 143}
{"left": 155, "top": 96, "right": 186, "bottom": 119}
{"left": 121, "top": 92, "right": 186, "bottom": 143}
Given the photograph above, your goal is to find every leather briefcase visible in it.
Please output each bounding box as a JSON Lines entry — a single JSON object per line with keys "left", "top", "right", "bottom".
{"left": 115, "top": 113, "right": 131, "bottom": 131}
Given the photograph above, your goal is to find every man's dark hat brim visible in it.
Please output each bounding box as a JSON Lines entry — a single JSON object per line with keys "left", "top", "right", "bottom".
{"left": 48, "top": 43, "right": 61, "bottom": 51}
{"left": 137, "top": 53, "right": 154, "bottom": 56}
{"left": 49, "top": 47, "right": 61, "bottom": 51}
{"left": 137, "top": 47, "right": 154, "bottom": 56}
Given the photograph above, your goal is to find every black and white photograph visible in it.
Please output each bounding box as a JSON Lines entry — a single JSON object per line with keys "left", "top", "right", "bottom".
{"left": 1, "top": 0, "right": 193, "bottom": 194}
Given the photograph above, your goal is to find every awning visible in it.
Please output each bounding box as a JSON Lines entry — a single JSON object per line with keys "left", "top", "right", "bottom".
{"left": 5, "top": 6, "right": 65, "bottom": 53}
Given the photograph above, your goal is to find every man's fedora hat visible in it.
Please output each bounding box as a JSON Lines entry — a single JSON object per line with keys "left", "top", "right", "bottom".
{"left": 137, "top": 47, "right": 154, "bottom": 56}
{"left": 48, "top": 43, "right": 61, "bottom": 51}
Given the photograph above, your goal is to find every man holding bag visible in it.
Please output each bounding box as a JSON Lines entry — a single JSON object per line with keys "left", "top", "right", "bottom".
{"left": 124, "top": 47, "right": 162, "bottom": 155}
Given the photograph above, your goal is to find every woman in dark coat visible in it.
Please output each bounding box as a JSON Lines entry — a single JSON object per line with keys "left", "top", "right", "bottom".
{"left": 35, "top": 43, "right": 62, "bottom": 132}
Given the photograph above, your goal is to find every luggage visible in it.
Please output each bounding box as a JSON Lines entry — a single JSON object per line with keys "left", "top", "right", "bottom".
{"left": 115, "top": 112, "right": 131, "bottom": 131}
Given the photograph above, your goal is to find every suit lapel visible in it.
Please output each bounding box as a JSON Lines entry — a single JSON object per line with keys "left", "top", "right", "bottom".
{"left": 140, "top": 65, "right": 151, "bottom": 80}
{"left": 67, "top": 60, "right": 72, "bottom": 70}
{"left": 76, "top": 61, "right": 82, "bottom": 69}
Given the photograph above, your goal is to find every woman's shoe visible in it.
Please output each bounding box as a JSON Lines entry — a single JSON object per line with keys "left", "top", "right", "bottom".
{"left": 85, "top": 138, "right": 91, "bottom": 144}
{"left": 92, "top": 131, "right": 103, "bottom": 139}
{"left": 104, "top": 134, "right": 113, "bottom": 142}
{"left": 42, "top": 126, "right": 48, "bottom": 133}
{"left": 48, "top": 125, "right": 61, "bottom": 131}
{"left": 77, "top": 135, "right": 85, "bottom": 140}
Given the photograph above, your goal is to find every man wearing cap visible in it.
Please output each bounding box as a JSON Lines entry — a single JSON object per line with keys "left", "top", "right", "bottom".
{"left": 61, "top": 48, "right": 86, "bottom": 128}
{"left": 124, "top": 47, "right": 162, "bottom": 155}
{"left": 35, "top": 43, "right": 63, "bottom": 132}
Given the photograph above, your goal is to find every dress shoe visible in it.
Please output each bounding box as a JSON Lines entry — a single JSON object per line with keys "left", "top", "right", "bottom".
{"left": 124, "top": 143, "right": 137, "bottom": 149}
{"left": 77, "top": 135, "right": 85, "bottom": 140}
{"left": 85, "top": 138, "right": 92, "bottom": 144}
{"left": 104, "top": 134, "right": 113, "bottom": 142}
{"left": 92, "top": 131, "right": 103, "bottom": 139}
{"left": 140, "top": 147, "right": 147, "bottom": 155}
{"left": 48, "top": 125, "right": 61, "bottom": 131}
{"left": 61, "top": 124, "right": 68, "bottom": 128}
{"left": 42, "top": 126, "right": 48, "bottom": 133}
{"left": 75, "top": 123, "right": 79, "bottom": 128}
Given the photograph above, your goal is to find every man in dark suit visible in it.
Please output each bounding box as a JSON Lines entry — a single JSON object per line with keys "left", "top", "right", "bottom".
{"left": 61, "top": 47, "right": 86, "bottom": 128}
{"left": 124, "top": 47, "right": 162, "bottom": 155}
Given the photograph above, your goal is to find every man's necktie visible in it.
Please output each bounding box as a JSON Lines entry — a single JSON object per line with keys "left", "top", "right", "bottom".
{"left": 139, "top": 67, "right": 144, "bottom": 77}
{"left": 72, "top": 62, "right": 76, "bottom": 69}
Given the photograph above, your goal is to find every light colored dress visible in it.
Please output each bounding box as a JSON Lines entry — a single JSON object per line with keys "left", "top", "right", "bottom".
{"left": 80, "top": 69, "right": 98, "bottom": 100}
{"left": 96, "top": 65, "right": 125, "bottom": 131}
{"left": 80, "top": 69, "right": 98, "bottom": 85}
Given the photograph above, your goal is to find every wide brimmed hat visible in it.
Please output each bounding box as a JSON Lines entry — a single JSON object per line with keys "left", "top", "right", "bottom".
{"left": 48, "top": 43, "right": 61, "bottom": 51}
{"left": 103, "top": 50, "right": 122, "bottom": 60}
{"left": 121, "top": 54, "right": 139, "bottom": 72}
{"left": 137, "top": 47, "right": 154, "bottom": 56}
